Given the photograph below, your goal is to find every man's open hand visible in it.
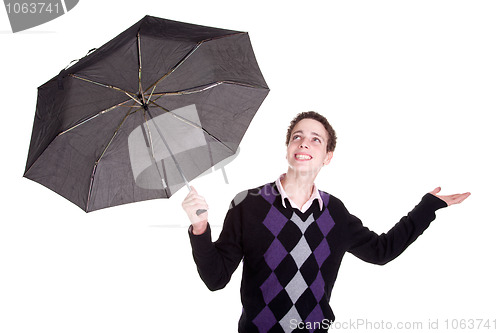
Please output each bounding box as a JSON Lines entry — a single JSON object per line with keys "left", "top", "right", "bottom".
{"left": 429, "top": 187, "right": 471, "bottom": 206}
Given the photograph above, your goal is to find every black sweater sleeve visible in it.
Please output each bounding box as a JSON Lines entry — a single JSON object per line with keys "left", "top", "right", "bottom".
{"left": 346, "top": 193, "right": 447, "bottom": 265}
{"left": 188, "top": 201, "right": 244, "bottom": 291}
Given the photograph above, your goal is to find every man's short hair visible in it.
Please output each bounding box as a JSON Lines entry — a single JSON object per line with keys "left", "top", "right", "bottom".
{"left": 286, "top": 111, "right": 337, "bottom": 153}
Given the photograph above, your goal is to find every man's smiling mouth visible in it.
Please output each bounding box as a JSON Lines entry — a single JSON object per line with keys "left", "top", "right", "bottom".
{"left": 295, "top": 154, "right": 312, "bottom": 160}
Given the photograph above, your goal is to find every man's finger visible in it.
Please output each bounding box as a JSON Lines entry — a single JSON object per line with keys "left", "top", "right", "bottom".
{"left": 430, "top": 187, "right": 441, "bottom": 195}
{"left": 455, "top": 192, "right": 471, "bottom": 204}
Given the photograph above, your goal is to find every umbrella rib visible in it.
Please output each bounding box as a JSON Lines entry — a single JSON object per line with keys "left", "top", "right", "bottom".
{"left": 145, "top": 79, "right": 264, "bottom": 155}
{"left": 143, "top": 32, "right": 245, "bottom": 95}
{"left": 143, "top": 42, "right": 202, "bottom": 94}
{"left": 137, "top": 32, "right": 145, "bottom": 101}
{"left": 145, "top": 84, "right": 157, "bottom": 105}
{"left": 24, "top": 99, "right": 138, "bottom": 178}
{"left": 95, "top": 106, "right": 135, "bottom": 165}
{"left": 148, "top": 80, "right": 266, "bottom": 98}
{"left": 86, "top": 105, "right": 136, "bottom": 211}
{"left": 69, "top": 74, "right": 137, "bottom": 98}
{"left": 149, "top": 100, "right": 235, "bottom": 154}
{"left": 58, "top": 99, "right": 138, "bottom": 136}
{"left": 156, "top": 81, "right": 223, "bottom": 96}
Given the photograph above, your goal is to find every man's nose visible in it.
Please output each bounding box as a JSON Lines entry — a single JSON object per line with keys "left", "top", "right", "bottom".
{"left": 299, "top": 141, "right": 309, "bottom": 148}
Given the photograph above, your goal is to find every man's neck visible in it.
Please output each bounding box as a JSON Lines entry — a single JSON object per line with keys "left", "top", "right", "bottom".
{"left": 281, "top": 171, "right": 317, "bottom": 208}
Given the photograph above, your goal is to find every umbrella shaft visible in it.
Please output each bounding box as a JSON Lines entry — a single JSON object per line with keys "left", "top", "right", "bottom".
{"left": 144, "top": 108, "right": 191, "bottom": 191}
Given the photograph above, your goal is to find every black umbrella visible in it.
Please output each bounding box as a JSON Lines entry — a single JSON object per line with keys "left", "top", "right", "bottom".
{"left": 24, "top": 15, "right": 269, "bottom": 212}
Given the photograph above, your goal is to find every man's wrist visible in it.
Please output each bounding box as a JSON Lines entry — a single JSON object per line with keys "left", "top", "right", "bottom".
{"left": 191, "top": 220, "right": 208, "bottom": 235}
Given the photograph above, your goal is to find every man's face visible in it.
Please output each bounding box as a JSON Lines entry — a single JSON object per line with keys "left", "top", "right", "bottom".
{"left": 286, "top": 118, "right": 333, "bottom": 176}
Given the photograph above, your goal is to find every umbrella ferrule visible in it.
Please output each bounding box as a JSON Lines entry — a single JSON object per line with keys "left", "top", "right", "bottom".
{"left": 137, "top": 93, "right": 149, "bottom": 110}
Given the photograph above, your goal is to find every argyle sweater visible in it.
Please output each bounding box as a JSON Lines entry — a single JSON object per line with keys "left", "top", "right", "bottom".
{"left": 189, "top": 182, "right": 447, "bottom": 333}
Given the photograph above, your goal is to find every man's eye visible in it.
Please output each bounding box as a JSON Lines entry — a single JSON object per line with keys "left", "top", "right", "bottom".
{"left": 313, "top": 137, "right": 321, "bottom": 142}
{"left": 293, "top": 135, "right": 301, "bottom": 140}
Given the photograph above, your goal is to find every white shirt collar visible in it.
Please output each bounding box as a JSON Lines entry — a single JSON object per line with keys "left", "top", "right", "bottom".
{"left": 275, "top": 174, "right": 323, "bottom": 213}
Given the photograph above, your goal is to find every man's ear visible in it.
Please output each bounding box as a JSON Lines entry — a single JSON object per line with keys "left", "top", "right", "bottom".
{"left": 323, "top": 151, "right": 333, "bottom": 166}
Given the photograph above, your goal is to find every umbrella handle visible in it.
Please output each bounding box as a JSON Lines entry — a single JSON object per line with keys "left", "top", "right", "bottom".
{"left": 196, "top": 209, "right": 207, "bottom": 216}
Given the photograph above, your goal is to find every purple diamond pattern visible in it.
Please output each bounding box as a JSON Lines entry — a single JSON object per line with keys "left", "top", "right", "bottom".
{"left": 313, "top": 238, "right": 330, "bottom": 268}
{"left": 319, "top": 190, "right": 330, "bottom": 207}
{"left": 310, "top": 273, "right": 325, "bottom": 302}
{"left": 263, "top": 205, "right": 288, "bottom": 237}
{"left": 265, "top": 239, "right": 288, "bottom": 270}
{"left": 260, "top": 272, "right": 283, "bottom": 304}
{"left": 316, "top": 209, "right": 335, "bottom": 236}
{"left": 260, "top": 183, "right": 277, "bottom": 205}
{"left": 252, "top": 306, "right": 277, "bottom": 333}
{"left": 304, "top": 304, "right": 325, "bottom": 333}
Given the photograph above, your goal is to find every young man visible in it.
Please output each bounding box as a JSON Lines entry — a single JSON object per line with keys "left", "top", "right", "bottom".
{"left": 182, "top": 111, "right": 470, "bottom": 333}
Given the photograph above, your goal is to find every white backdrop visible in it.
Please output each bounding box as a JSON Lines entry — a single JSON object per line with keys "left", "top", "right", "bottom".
{"left": 1, "top": 1, "right": 498, "bottom": 332}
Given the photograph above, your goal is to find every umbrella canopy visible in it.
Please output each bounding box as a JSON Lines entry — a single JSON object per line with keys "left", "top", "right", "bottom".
{"left": 24, "top": 15, "right": 269, "bottom": 212}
